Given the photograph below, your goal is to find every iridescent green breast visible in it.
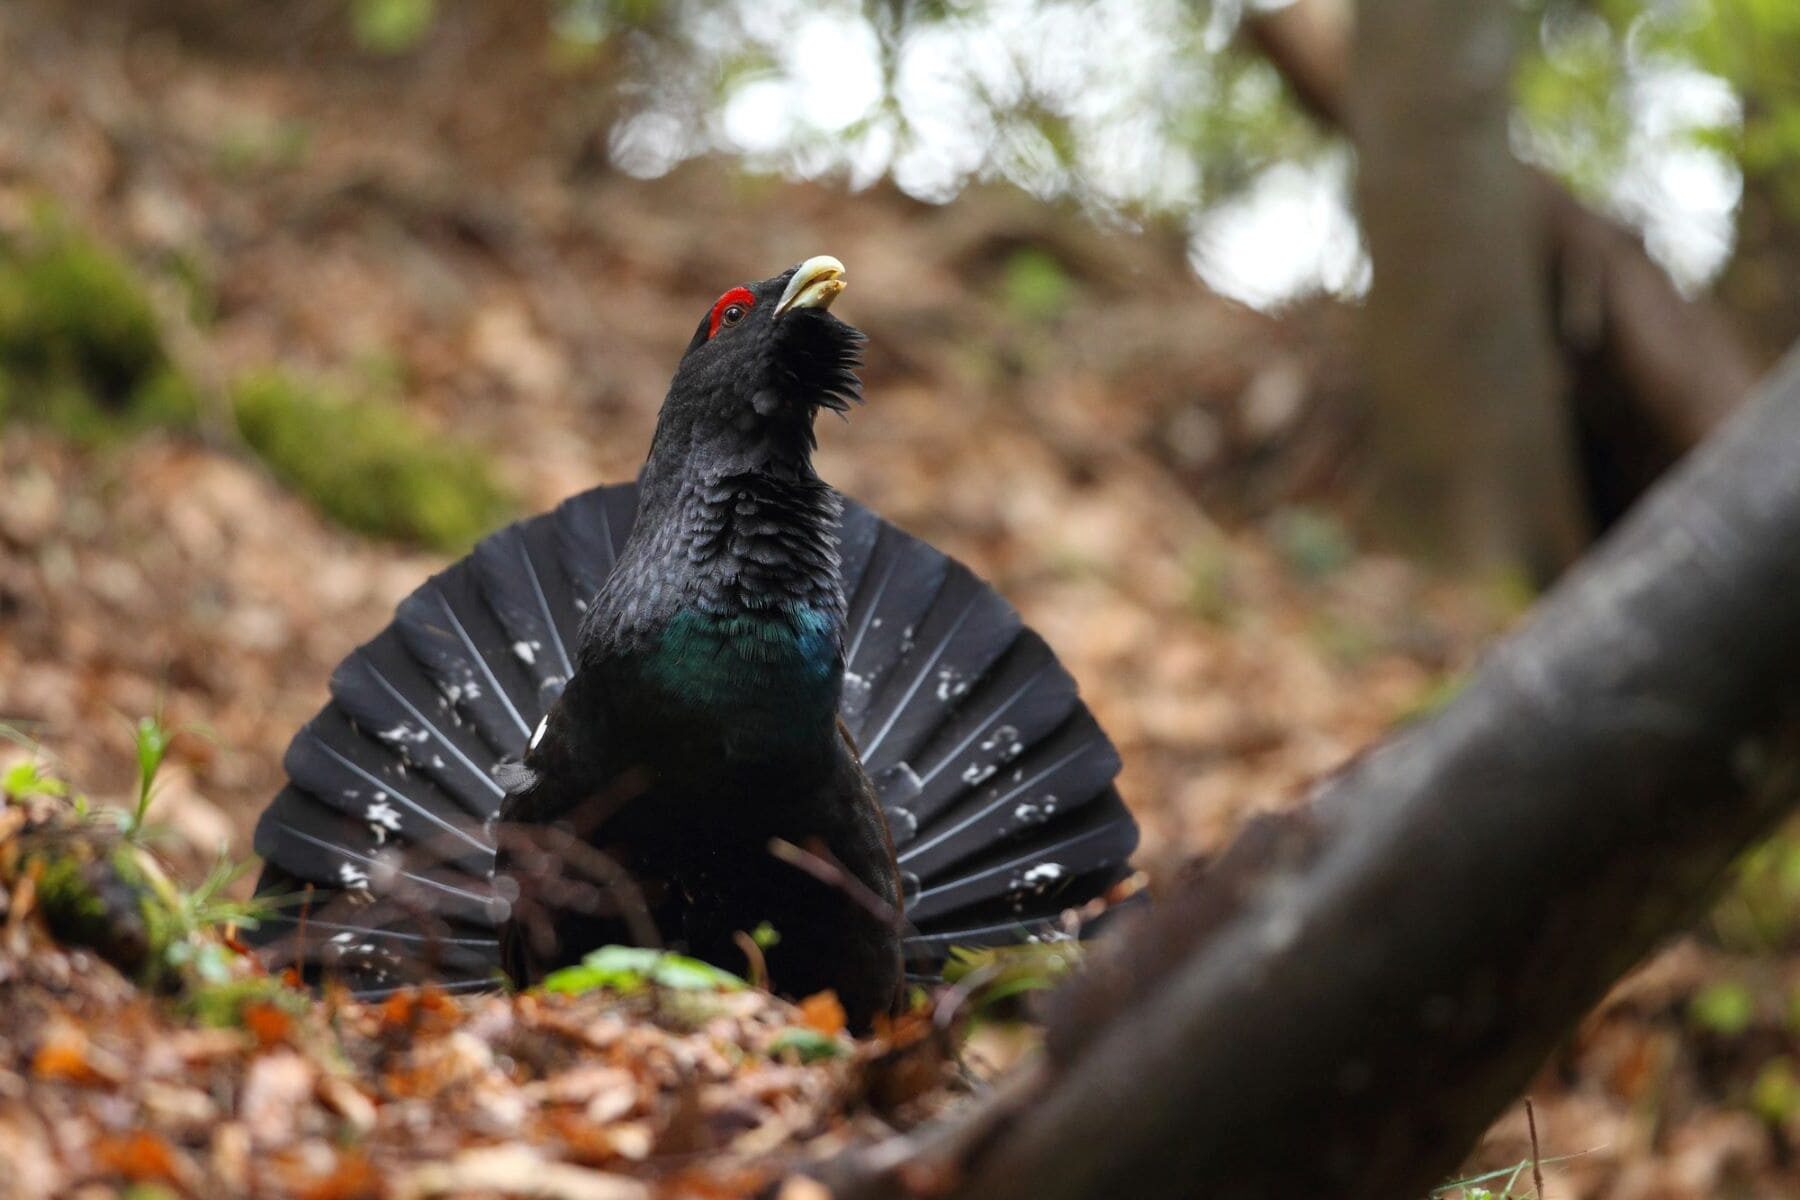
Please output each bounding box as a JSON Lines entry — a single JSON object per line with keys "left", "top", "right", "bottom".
{"left": 641, "top": 603, "right": 838, "bottom": 715}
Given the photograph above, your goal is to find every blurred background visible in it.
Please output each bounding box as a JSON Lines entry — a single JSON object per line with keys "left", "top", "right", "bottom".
{"left": 1, "top": 0, "right": 1798, "bottom": 1193}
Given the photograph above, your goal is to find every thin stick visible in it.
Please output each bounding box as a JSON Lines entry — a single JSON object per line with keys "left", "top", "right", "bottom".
{"left": 1525, "top": 1097, "right": 1546, "bottom": 1199}
{"left": 767, "top": 837, "right": 901, "bottom": 929}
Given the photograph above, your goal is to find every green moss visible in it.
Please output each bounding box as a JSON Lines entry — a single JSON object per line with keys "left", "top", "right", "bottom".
{"left": 32, "top": 851, "right": 154, "bottom": 979}
{"left": 0, "top": 226, "right": 196, "bottom": 442}
{"left": 232, "top": 370, "right": 515, "bottom": 552}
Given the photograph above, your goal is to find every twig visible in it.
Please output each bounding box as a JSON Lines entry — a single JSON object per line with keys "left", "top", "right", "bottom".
{"left": 767, "top": 837, "right": 902, "bottom": 930}
{"left": 1525, "top": 1097, "right": 1546, "bottom": 1199}
{"left": 732, "top": 930, "right": 769, "bottom": 991}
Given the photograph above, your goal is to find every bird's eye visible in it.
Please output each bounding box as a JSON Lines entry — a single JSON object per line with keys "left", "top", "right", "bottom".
{"left": 707, "top": 287, "right": 757, "bottom": 339}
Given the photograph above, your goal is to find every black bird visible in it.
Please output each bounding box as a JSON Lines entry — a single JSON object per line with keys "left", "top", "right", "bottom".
{"left": 249, "top": 256, "right": 1138, "bottom": 1027}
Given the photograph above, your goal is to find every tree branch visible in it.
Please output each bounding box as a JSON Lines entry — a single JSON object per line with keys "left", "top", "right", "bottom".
{"left": 817, "top": 343, "right": 1800, "bottom": 1198}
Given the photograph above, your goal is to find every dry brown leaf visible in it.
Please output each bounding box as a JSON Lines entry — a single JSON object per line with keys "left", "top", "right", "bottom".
{"left": 398, "top": 1146, "right": 648, "bottom": 1200}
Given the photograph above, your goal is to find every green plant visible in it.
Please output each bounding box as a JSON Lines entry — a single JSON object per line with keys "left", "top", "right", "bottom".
{"left": 11, "top": 719, "right": 268, "bottom": 993}
{"left": 2, "top": 757, "right": 69, "bottom": 802}
{"left": 232, "top": 370, "right": 515, "bottom": 552}
{"left": 767, "top": 1027, "right": 846, "bottom": 1063}
{"left": 942, "top": 940, "right": 1083, "bottom": 1020}
{"left": 541, "top": 945, "right": 747, "bottom": 996}
{"left": 0, "top": 222, "right": 196, "bottom": 442}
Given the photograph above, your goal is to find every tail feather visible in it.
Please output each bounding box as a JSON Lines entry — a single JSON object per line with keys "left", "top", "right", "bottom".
{"left": 904, "top": 794, "right": 1137, "bottom": 925}
{"left": 854, "top": 562, "right": 1023, "bottom": 771}
{"left": 251, "top": 861, "right": 499, "bottom": 993}
{"left": 897, "top": 711, "right": 1122, "bottom": 881}
{"left": 253, "top": 483, "right": 1138, "bottom": 990}
{"left": 884, "top": 630, "right": 1082, "bottom": 841}
{"left": 395, "top": 569, "right": 541, "bottom": 749}
{"left": 282, "top": 709, "right": 490, "bottom": 874}
{"left": 840, "top": 518, "right": 950, "bottom": 728}
{"left": 470, "top": 520, "right": 581, "bottom": 703}
{"left": 253, "top": 786, "right": 501, "bottom": 926}
{"left": 330, "top": 631, "right": 507, "bottom": 820}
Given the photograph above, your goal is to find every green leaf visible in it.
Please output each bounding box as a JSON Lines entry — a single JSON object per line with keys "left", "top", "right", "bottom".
{"left": 1753, "top": 1057, "right": 1800, "bottom": 1124}
{"left": 541, "top": 946, "right": 746, "bottom": 996}
{"left": 1690, "top": 980, "right": 1756, "bottom": 1036}
{"left": 3, "top": 759, "right": 67, "bottom": 799}
{"left": 352, "top": 0, "right": 437, "bottom": 54}
{"left": 768, "top": 1027, "right": 846, "bottom": 1063}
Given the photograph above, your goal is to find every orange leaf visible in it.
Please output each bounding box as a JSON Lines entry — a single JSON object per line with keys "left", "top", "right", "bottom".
{"left": 243, "top": 1001, "right": 293, "bottom": 1047}
{"left": 798, "top": 991, "right": 846, "bottom": 1037}
{"left": 31, "top": 1028, "right": 106, "bottom": 1085}
{"left": 379, "top": 990, "right": 415, "bottom": 1028}
{"left": 294, "top": 1151, "right": 383, "bottom": 1200}
{"left": 96, "top": 1130, "right": 179, "bottom": 1183}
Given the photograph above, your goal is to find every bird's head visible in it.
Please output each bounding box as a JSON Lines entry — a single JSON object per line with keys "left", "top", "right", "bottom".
{"left": 647, "top": 255, "right": 864, "bottom": 475}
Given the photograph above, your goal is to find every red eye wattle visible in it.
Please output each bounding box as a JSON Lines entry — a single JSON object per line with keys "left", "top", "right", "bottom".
{"left": 707, "top": 287, "right": 756, "bottom": 339}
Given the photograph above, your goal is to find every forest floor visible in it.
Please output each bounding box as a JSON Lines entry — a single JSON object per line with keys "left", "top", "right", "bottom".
{"left": 2, "top": 3, "right": 1799, "bottom": 1197}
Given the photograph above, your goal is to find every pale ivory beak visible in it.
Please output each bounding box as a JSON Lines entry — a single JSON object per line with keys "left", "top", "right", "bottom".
{"left": 774, "top": 255, "right": 847, "bottom": 316}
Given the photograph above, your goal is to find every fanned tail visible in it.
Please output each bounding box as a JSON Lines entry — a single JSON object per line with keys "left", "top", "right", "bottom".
{"left": 251, "top": 484, "right": 1136, "bottom": 989}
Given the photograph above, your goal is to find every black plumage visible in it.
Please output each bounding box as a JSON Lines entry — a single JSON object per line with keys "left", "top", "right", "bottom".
{"left": 249, "top": 257, "right": 1138, "bottom": 1026}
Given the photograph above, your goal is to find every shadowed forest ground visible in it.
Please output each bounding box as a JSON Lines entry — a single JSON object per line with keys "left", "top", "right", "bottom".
{"left": 3, "top": 4, "right": 1799, "bottom": 1197}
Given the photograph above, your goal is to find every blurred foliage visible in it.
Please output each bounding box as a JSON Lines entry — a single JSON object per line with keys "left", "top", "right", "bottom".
{"left": 1751, "top": 1056, "right": 1800, "bottom": 1126}
{"left": 212, "top": 116, "right": 313, "bottom": 179}
{"left": 1000, "top": 247, "right": 1073, "bottom": 323}
{"left": 289, "top": 0, "right": 1800, "bottom": 303}
{"left": 346, "top": 0, "right": 1326, "bottom": 226}
{"left": 1516, "top": 0, "right": 1800, "bottom": 216}
{"left": 1711, "top": 819, "right": 1800, "bottom": 953}
{"left": 1689, "top": 978, "right": 1756, "bottom": 1036}
{"left": 541, "top": 945, "right": 748, "bottom": 995}
{"left": 0, "top": 220, "right": 196, "bottom": 442}
{"left": 942, "top": 939, "right": 1081, "bottom": 1021}
{"left": 352, "top": 0, "right": 439, "bottom": 53}
{"left": 767, "top": 1026, "right": 847, "bottom": 1062}
{"left": 232, "top": 370, "right": 516, "bottom": 552}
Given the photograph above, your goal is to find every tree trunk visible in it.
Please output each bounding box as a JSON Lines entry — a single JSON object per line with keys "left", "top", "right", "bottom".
{"left": 1247, "top": 0, "right": 1761, "bottom": 543}
{"left": 815, "top": 341, "right": 1800, "bottom": 1200}
{"left": 1352, "top": 0, "right": 1589, "bottom": 579}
